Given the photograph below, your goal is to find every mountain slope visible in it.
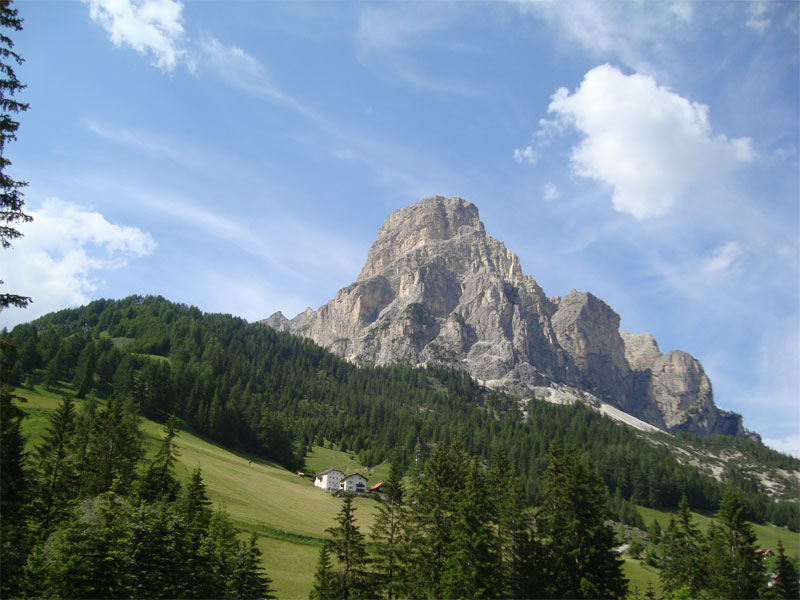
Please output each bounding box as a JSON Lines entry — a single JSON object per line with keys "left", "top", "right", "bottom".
{"left": 266, "top": 196, "right": 751, "bottom": 439}
{"left": 3, "top": 295, "right": 797, "bottom": 526}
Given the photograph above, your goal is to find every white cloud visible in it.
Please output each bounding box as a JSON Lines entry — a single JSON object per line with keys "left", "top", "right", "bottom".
{"left": 746, "top": 0, "right": 772, "bottom": 33}
{"left": 547, "top": 64, "right": 754, "bottom": 219}
{"left": 543, "top": 182, "right": 560, "bottom": 202}
{"left": 669, "top": 1, "right": 693, "bottom": 23}
{"left": 0, "top": 198, "right": 156, "bottom": 328}
{"left": 702, "top": 241, "right": 743, "bottom": 275}
{"left": 85, "top": 0, "right": 186, "bottom": 72}
{"left": 514, "top": 0, "right": 693, "bottom": 73}
{"left": 513, "top": 146, "right": 536, "bottom": 165}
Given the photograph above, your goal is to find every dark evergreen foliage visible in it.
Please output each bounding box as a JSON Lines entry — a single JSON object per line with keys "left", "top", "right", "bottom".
{"left": 0, "top": 0, "right": 32, "bottom": 310}
{"left": 770, "top": 539, "right": 800, "bottom": 600}
{"left": 659, "top": 494, "right": 709, "bottom": 597}
{"left": 3, "top": 394, "right": 275, "bottom": 599}
{"left": 707, "top": 489, "right": 766, "bottom": 599}
{"left": 323, "top": 494, "right": 370, "bottom": 599}
{"left": 535, "top": 444, "right": 628, "bottom": 599}
{"left": 3, "top": 294, "right": 795, "bottom": 531}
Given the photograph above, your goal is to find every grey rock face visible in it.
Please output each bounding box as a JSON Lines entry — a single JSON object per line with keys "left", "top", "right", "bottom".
{"left": 620, "top": 332, "right": 748, "bottom": 437}
{"left": 267, "top": 196, "right": 747, "bottom": 438}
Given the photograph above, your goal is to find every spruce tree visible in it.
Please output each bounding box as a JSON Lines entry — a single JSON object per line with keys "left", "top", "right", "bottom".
{"left": 370, "top": 461, "right": 405, "bottom": 599}
{"left": 229, "top": 532, "right": 275, "bottom": 600}
{"left": 325, "top": 494, "right": 369, "bottom": 599}
{"left": 82, "top": 398, "right": 142, "bottom": 496}
{"left": 310, "top": 542, "right": 340, "bottom": 600}
{"left": 35, "top": 480, "right": 134, "bottom": 599}
{"left": 72, "top": 342, "right": 96, "bottom": 398}
{"left": 401, "top": 440, "right": 468, "bottom": 598}
{"left": 707, "top": 489, "right": 765, "bottom": 599}
{"left": 138, "top": 414, "right": 181, "bottom": 501}
{"left": 0, "top": 0, "right": 32, "bottom": 311}
{"left": 0, "top": 382, "right": 30, "bottom": 598}
{"left": 0, "top": 381, "right": 27, "bottom": 518}
{"left": 659, "top": 494, "right": 709, "bottom": 597}
{"left": 34, "top": 395, "right": 77, "bottom": 532}
{"left": 441, "top": 456, "right": 503, "bottom": 599}
{"left": 536, "top": 444, "right": 628, "bottom": 599}
{"left": 770, "top": 539, "right": 799, "bottom": 600}
{"left": 490, "top": 449, "right": 536, "bottom": 598}
{"left": 124, "top": 500, "right": 189, "bottom": 599}
{"left": 180, "top": 467, "right": 218, "bottom": 598}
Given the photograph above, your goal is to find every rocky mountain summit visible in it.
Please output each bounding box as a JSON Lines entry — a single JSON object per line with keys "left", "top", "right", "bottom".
{"left": 263, "top": 196, "right": 750, "bottom": 438}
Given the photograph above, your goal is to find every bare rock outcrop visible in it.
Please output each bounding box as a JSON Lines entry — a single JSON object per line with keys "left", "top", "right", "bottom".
{"left": 265, "top": 196, "right": 747, "bottom": 438}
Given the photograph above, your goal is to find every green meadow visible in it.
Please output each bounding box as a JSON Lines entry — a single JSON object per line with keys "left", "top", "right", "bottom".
{"left": 16, "top": 387, "right": 378, "bottom": 598}
{"left": 14, "top": 386, "right": 799, "bottom": 598}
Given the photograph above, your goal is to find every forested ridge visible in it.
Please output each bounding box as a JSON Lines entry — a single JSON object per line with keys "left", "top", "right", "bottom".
{"left": 3, "top": 295, "right": 797, "bottom": 531}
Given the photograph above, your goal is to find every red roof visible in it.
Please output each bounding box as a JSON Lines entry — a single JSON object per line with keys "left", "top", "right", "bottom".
{"left": 369, "top": 482, "right": 385, "bottom": 492}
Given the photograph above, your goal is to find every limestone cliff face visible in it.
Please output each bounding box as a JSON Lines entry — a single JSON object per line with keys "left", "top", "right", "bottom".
{"left": 621, "top": 332, "right": 747, "bottom": 436}
{"left": 263, "top": 196, "right": 747, "bottom": 438}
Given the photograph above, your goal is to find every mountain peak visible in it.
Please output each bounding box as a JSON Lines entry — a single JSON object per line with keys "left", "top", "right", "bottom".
{"left": 267, "top": 196, "right": 747, "bottom": 439}
{"left": 358, "top": 196, "right": 486, "bottom": 281}
{"left": 357, "top": 196, "right": 523, "bottom": 282}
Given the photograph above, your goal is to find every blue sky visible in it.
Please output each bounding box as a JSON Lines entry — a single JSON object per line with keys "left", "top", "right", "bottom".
{"left": 2, "top": 0, "right": 798, "bottom": 454}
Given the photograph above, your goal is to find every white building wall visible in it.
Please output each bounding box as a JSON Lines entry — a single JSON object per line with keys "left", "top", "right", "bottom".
{"left": 314, "top": 469, "right": 344, "bottom": 491}
{"left": 340, "top": 474, "right": 367, "bottom": 493}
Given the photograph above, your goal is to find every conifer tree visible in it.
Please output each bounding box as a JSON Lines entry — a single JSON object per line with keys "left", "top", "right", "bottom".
{"left": 441, "top": 456, "right": 503, "bottom": 599}
{"left": 0, "top": 381, "right": 26, "bottom": 518}
{"left": 138, "top": 414, "right": 181, "bottom": 501}
{"left": 660, "top": 494, "right": 709, "bottom": 597}
{"left": 0, "top": 0, "right": 32, "bottom": 311}
{"left": 770, "top": 539, "right": 799, "bottom": 600}
{"left": 0, "top": 381, "right": 29, "bottom": 598}
{"left": 310, "top": 542, "right": 340, "bottom": 600}
{"left": 182, "top": 466, "right": 213, "bottom": 528}
{"left": 707, "top": 489, "right": 765, "bottom": 599}
{"left": 401, "top": 439, "right": 468, "bottom": 598}
{"left": 370, "top": 461, "right": 405, "bottom": 599}
{"left": 208, "top": 508, "right": 243, "bottom": 596}
{"left": 490, "top": 449, "right": 534, "bottom": 598}
{"left": 325, "top": 494, "right": 369, "bottom": 599}
{"left": 34, "top": 395, "right": 77, "bottom": 532}
{"left": 180, "top": 467, "right": 218, "bottom": 598}
{"left": 229, "top": 532, "right": 275, "bottom": 599}
{"left": 536, "top": 444, "right": 628, "bottom": 599}
{"left": 124, "top": 500, "right": 189, "bottom": 599}
{"left": 35, "top": 479, "right": 133, "bottom": 599}
{"left": 82, "top": 398, "right": 142, "bottom": 496}
{"left": 72, "top": 342, "right": 96, "bottom": 398}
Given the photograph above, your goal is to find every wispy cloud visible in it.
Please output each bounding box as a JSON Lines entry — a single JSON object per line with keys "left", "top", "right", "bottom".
{"left": 512, "top": 0, "right": 693, "bottom": 74}
{"left": 543, "top": 182, "right": 560, "bottom": 203}
{"left": 543, "top": 64, "right": 754, "bottom": 219}
{"left": 0, "top": 198, "right": 156, "bottom": 327}
{"left": 701, "top": 241, "right": 743, "bottom": 275}
{"left": 84, "top": 0, "right": 186, "bottom": 72}
{"left": 513, "top": 146, "right": 536, "bottom": 165}
{"left": 746, "top": 0, "right": 773, "bottom": 33}
{"left": 197, "top": 37, "right": 316, "bottom": 119}
{"left": 86, "top": 119, "right": 185, "bottom": 162}
{"left": 355, "top": 5, "right": 480, "bottom": 96}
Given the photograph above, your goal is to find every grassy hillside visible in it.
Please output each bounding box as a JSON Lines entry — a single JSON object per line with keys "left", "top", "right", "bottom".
{"left": 15, "top": 386, "right": 799, "bottom": 598}
{"left": 16, "top": 387, "right": 379, "bottom": 598}
{"left": 636, "top": 505, "right": 800, "bottom": 561}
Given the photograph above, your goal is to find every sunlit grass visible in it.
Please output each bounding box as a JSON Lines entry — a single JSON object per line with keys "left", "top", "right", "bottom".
{"left": 14, "top": 387, "right": 378, "bottom": 598}
{"left": 14, "top": 387, "right": 798, "bottom": 598}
